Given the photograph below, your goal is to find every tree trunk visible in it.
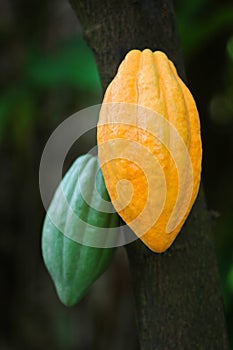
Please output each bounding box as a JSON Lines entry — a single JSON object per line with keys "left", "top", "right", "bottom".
{"left": 69, "top": 0, "right": 229, "bottom": 348}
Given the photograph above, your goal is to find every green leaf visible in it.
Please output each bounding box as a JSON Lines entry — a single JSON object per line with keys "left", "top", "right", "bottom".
{"left": 177, "top": 5, "right": 233, "bottom": 57}
{"left": 25, "top": 36, "right": 101, "bottom": 91}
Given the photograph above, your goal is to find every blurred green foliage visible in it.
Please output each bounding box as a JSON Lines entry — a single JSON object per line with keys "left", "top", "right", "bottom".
{"left": 0, "top": 34, "right": 101, "bottom": 148}
{"left": 175, "top": 0, "right": 233, "bottom": 345}
{"left": 177, "top": 0, "right": 233, "bottom": 58}
{"left": 25, "top": 38, "right": 101, "bottom": 89}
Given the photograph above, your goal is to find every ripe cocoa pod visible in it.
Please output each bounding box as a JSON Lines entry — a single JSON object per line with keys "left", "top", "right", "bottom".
{"left": 97, "top": 49, "right": 202, "bottom": 253}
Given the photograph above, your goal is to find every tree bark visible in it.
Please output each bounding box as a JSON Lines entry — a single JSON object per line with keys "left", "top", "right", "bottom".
{"left": 69, "top": 0, "right": 229, "bottom": 349}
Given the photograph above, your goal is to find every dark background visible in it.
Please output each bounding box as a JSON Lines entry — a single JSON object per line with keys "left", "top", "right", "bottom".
{"left": 0, "top": 0, "right": 233, "bottom": 349}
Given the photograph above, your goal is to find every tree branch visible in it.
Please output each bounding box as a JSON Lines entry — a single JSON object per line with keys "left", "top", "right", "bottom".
{"left": 69, "top": 0, "right": 229, "bottom": 348}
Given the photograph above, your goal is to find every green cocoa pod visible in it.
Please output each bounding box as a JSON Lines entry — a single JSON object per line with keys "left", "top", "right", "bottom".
{"left": 42, "top": 154, "right": 119, "bottom": 306}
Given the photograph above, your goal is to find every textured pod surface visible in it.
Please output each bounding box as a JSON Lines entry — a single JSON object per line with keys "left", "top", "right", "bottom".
{"left": 97, "top": 49, "right": 202, "bottom": 253}
{"left": 42, "top": 154, "right": 119, "bottom": 306}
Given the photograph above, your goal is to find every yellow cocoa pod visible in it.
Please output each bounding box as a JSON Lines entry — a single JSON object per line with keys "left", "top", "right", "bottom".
{"left": 97, "top": 49, "right": 202, "bottom": 253}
